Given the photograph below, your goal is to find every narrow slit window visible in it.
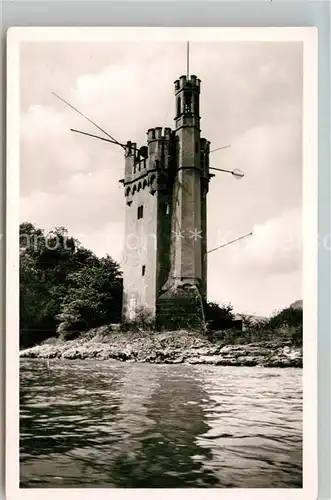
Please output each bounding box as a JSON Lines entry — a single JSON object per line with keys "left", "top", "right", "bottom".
{"left": 176, "top": 96, "right": 181, "bottom": 117}
{"left": 165, "top": 203, "right": 170, "bottom": 215}
{"left": 142, "top": 265, "right": 146, "bottom": 276}
{"left": 137, "top": 205, "right": 144, "bottom": 220}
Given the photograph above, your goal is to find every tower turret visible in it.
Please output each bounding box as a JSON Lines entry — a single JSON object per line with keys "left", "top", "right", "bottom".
{"left": 174, "top": 74, "right": 201, "bottom": 127}
{"left": 172, "top": 75, "right": 203, "bottom": 287}
{"left": 156, "top": 74, "right": 209, "bottom": 329}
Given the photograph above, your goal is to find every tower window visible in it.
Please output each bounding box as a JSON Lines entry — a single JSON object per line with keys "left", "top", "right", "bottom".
{"left": 142, "top": 265, "right": 146, "bottom": 276}
{"left": 184, "top": 92, "right": 192, "bottom": 113}
{"left": 195, "top": 142, "right": 199, "bottom": 154}
{"left": 176, "top": 96, "right": 181, "bottom": 117}
{"left": 165, "top": 203, "right": 170, "bottom": 215}
{"left": 137, "top": 205, "right": 144, "bottom": 219}
{"left": 194, "top": 94, "right": 199, "bottom": 116}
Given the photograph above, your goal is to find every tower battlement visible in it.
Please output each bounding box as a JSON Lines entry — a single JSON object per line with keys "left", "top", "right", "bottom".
{"left": 174, "top": 75, "right": 201, "bottom": 94}
{"left": 147, "top": 127, "right": 172, "bottom": 142}
{"left": 124, "top": 141, "right": 148, "bottom": 184}
{"left": 123, "top": 128, "right": 175, "bottom": 204}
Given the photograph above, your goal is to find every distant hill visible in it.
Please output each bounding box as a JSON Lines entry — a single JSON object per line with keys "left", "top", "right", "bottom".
{"left": 237, "top": 300, "right": 302, "bottom": 324}
{"left": 238, "top": 313, "right": 266, "bottom": 323}
{"left": 289, "top": 300, "right": 303, "bottom": 310}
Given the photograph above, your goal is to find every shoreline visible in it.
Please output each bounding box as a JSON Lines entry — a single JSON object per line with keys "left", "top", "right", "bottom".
{"left": 20, "top": 328, "right": 302, "bottom": 368}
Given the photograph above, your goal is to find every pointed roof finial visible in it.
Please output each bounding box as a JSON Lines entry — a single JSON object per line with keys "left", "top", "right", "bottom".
{"left": 186, "top": 40, "right": 190, "bottom": 79}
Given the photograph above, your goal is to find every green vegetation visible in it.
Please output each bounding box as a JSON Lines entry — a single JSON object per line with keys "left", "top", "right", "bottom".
{"left": 206, "top": 309, "right": 302, "bottom": 347}
{"left": 20, "top": 223, "right": 122, "bottom": 347}
{"left": 20, "top": 222, "right": 302, "bottom": 349}
{"left": 204, "top": 302, "right": 302, "bottom": 346}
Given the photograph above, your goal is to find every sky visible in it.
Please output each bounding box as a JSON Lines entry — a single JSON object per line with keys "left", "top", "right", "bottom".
{"left": 20, "top": 40, "right": 303, "bottom": 317}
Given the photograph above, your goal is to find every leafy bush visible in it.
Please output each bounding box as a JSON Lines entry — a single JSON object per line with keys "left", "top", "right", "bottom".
{"left": 205, "top": 302, "right": 240, "bottom": 331}
{"left": 56, "top": 255, "right": 122, "bottom": 336}
{"left": 205, "top": 302, "right": 302, "bottom": 346}
{"left": 239, "top": 307, "right": 302, "bottom": 346}
{"left": 120, "top": 306, "right": 156, "bottom": 332}
{"left": 20, "top": 222, "right": 123, "bottom": 347}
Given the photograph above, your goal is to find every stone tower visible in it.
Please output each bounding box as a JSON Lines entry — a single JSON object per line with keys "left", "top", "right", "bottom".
{"left": 121, "top": 74, "right": 211, "bottom": 328}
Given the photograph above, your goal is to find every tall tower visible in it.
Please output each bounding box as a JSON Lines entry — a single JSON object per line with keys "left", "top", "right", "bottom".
{"left": 156, "top": 75, "right": 210, "bottom": 328}
{"left": 121, "top": 71, "right": 211, "bottom": 328}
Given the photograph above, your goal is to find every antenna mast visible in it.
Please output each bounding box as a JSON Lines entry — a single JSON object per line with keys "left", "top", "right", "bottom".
{"left": 207, "top": 232, "right": 253, "bottom": 254}
{"left": 186, "top": 40, "right": 190, "bottom": 78}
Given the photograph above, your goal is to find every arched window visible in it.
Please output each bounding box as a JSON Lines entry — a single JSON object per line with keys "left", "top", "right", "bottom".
{"left": 149, "top": 174, "right": 156, "bottom": 194}
{"left": 176, "top": 96, "right": 181, "bottom": 117}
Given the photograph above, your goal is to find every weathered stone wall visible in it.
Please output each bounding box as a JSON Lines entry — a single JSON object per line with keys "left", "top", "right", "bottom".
{"left": 156, "top": 192, "right": 173, "bottom": 295}
{"left": 122, "top": 188, "right": 158, "bottom": 320}
{"left": 156, "top": 285, "right": 205, "bottom": 330}
{"left": 122, "top": 129, "right": 174, "bottom": 321}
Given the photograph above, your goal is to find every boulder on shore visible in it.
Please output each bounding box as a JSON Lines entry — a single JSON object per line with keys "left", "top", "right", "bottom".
{"left": 20, "top": 329, "right": 302, "bottom": 368}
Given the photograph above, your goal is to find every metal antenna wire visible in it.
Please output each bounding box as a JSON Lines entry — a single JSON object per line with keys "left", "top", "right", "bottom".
{"left": 52, "top": 92, "right": 125, "bottom": 150}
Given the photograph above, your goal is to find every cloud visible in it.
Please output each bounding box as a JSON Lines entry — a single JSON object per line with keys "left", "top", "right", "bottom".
{"left": 21, "top": 105, "right": 93, "bottom": 196}
{"left": 207, "top": 268, "right": 301, "bottom": 317}
{"left": 229, "top": 207, "right": 302, "bottom": 274}
{"left": 206, "top": 208, "right": 302, "bottom": 315}
{"left": 75, "top": 221, "right": 125, "bottom": 262}
{"left": 21, "top": 168, "right": 125, "bottom": 236}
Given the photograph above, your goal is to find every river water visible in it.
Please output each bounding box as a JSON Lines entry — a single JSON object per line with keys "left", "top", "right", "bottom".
{"left": 20, "top": 359, "right": 302, "bottom": 488}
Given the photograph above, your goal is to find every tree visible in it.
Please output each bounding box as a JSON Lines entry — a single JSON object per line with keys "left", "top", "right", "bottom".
{"left": 19, "top": 223, "right": 64, "bottom": 346}
{"left": 205, "top": 302, "right": 236, "bottom": 330}
{"left": 20, "top": 222, "right": 123, "bottom": 346}
{"left": 268, "top": 306, "right": 303, "bottom": 329}
{"left": 56, "top": 255, "right": 123, "bottom": 339}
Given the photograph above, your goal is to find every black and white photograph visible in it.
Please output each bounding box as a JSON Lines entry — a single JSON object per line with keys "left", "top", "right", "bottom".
{"left": 6, "top": 27, "right": 317, "bottom": 498}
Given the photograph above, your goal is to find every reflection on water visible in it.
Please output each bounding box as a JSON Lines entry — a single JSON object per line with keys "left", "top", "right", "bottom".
{"left": 20, "top": 359, "right": 302, "bottom": 488}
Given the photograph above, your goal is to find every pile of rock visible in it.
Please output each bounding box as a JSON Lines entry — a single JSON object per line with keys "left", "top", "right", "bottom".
{"left": 20, "top": 331, "right": 302, "bottom": 368}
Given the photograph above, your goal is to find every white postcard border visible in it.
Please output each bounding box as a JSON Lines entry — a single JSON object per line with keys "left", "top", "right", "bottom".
{"left": 6, "top": 26, "right": 318, "bottom": 500}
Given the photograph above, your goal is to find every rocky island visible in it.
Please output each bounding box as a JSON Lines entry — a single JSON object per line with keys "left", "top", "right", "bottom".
{"left": 20, "top": 327, "right": 302, "bottom": 368}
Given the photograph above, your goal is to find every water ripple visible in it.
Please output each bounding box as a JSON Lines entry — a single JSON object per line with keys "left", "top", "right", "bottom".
{"left": 20, "top": 359, "right": 302, "bottom": 488}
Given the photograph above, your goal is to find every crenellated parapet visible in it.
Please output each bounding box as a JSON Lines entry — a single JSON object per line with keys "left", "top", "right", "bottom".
{"left": 174, "top": 75, "right": 201, "bottom": 127}
{"left": 147, "top": 126, "right": 172, "bottom": 142}
{"left": 122, "top": 127, "right": 175, "bottom": 204}
{"left": 174, "top": 75, "right": 201, "bottom": 94}
{"left": 147, "top": 127, "right": 173, "bottom": 172}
